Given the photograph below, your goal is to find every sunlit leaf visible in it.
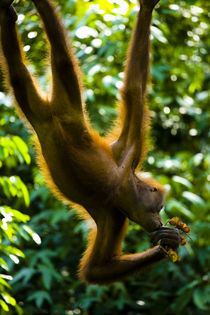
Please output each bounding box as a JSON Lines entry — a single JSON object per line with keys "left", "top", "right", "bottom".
{"left": 0, "top": 299, "right": 9, "bottom": 311}
{"left": 0, "top": 258, "right": 9, "bottom": 271}
{"left": 0, "top": 276, "right": 11, "bottom": 288}
{"left": 172, "top": 176, "right": 193, "bottom": 188}
{"left": 2, "top": 293, "right": 16, "bottom": 306}
{"left": 151, "top": 26, "right": 168, "bottom": 43}
{"left": 0, "top": 245, "right": 25, "bottom": 258}
{"left": 166, "top": 199, "right": 195, "bottom": 220}
{"left": 182, "top": 191, "right": 205, "bottom": 206}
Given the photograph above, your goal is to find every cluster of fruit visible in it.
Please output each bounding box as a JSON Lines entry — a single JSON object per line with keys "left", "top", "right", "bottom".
{"left": 164, "top": 217, "right": 191, "bottom": 263}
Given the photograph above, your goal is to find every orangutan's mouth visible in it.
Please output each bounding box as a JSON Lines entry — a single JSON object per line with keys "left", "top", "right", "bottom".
{"left": 142, "top": 219, "right": 162, "bottom": 233}
{"left": 147, "top": 218, "right": 163, "bottom": 233}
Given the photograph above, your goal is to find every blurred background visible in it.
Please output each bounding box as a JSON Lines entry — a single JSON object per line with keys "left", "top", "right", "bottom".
{"left": 0, "top": 0, "right": 209, "bottom": 314}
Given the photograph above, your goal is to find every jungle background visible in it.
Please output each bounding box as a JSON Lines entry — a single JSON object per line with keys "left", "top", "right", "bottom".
{"left": 0, "top": 0, "right": 209, "bottom": 314}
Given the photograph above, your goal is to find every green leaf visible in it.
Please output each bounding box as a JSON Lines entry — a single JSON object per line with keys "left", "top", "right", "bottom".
{"left": 49, "top": 208, "right": 71, "bottom": 225}
{"left": 12, "top": 136, "right": 31, "bottom": 164}
{"left": 15, "top": 304, "right": 24, "bottom": 315}
{"left": 39, "top": 265, "right": 52, "bottom": 290}
{"left": 29, "top": 249, "right": 59, "bottom": 270}
{"left": 0, "top": 299, "right": 9, "bottom": 311}
{"left": 182, "top": 191, "right": 205, "bottom": 206}
{"left": 171, "top": 290, "right": 192, "bottom": 312}
{"left": 11, "top": 209, "right": 30, "bottom": 223}
{"left": 151, "top": 26, "right": 168, "bottom": 43}
{"left": 0, "top": 206, "right": 30, "bottom": 223}
{"left": 23, "top": 225, "right": 41, "bottom": 244}
{"left": 0, "top": 245, "right": 25, "bottom": 258}
{"left": 193, "top": 288, "right": 208, "bottom": 310}
{"left": 27, "top": 291, "right": 52, "bottom": 308}
{"left": 0, "top": 258, "right": 9, "bottom": 271}
{"left": 16, "top": 177, "right": 30, "bottom": 207}
{"left": 172, "top": 176, "right": 193, "bottom": 188}
{"left": 37, "top": 263, "right": 62, "bottom": 287}
{"left": 177, "top": 280, "right": 200, "bottom": 295}
{"left": 166, "top": 199, "right": 195, "bottom": 220}
{"left": 1, "top": 293, "right": 16, "bottom": 306}
{"left": 0, "top": 276, "right": 11, "bottom": 289}
{"left": 11, "top": 268, "right": 36, "bottom": 285}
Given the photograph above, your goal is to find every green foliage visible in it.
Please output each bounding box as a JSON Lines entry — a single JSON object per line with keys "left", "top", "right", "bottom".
{"left": 0, "top": 0, "right": 209, "bottom": 314}
{"left": 0, "top": 97, "right": 38, "bottom": 313}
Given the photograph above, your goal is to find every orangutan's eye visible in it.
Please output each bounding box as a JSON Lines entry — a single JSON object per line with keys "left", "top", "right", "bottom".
{"left": 150, "top": 187, "right": 157, "bottom": 192}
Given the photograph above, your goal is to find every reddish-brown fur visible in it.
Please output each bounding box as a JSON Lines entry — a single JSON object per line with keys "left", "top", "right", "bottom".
{"left": 0, "top": 0, "right": 180, "bottom": 284}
